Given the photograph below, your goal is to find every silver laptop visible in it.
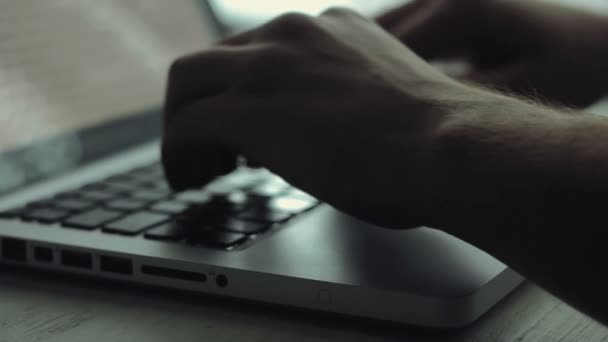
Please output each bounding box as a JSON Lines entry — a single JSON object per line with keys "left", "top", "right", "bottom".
{"left": 0, "top": 0, "right": 523, "bottom": 328}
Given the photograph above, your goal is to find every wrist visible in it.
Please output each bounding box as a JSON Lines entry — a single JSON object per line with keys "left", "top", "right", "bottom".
{"left": 428, "top": 88, "right": 567, "bottom": 234}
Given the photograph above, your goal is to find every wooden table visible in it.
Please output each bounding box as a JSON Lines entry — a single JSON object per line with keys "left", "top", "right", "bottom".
{"left": 1, "top": 267, "right": 607, "bottom": 342}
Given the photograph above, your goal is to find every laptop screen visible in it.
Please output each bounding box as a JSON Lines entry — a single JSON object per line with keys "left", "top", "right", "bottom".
{"left": 0, "top": 0, "right": 219, "bottom": 153}
{"left": 0, "top": 0, "right": 220, "bottom": 196}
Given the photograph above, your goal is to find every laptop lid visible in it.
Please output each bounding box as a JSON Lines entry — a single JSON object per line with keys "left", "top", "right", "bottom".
{"left": 0, "top": 1, "right": 221, "bottom": 196}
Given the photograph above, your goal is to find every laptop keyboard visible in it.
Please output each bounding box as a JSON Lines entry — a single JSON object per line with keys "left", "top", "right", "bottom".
{"left": 0, "top": 163, "right": 319, "bottom": 250}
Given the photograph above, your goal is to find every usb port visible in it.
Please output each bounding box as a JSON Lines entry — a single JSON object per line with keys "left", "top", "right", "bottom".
{"left": 34, "top": 246, "right": 54, "bottom": 263}
{"left": 100, "top": 255, "right": 132, "bottom": 275}
{"left": 1, "top": 238, "right": 26, "bottom": 262}
{"left": 60, "top": 250, "right": 92, "bottom": 269}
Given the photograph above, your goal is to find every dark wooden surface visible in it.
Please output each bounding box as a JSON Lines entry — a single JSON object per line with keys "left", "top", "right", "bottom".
{"left": 1, "top": 268, "right": 607, "bottom": 342}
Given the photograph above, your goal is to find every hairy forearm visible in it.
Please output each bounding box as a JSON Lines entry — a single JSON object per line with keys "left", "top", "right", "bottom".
{"left": 435, "top": 89, "right": 608, "bottom": 324}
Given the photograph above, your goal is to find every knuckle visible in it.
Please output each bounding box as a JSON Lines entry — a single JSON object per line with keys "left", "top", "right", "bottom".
{"left": 167, "top": 54, "right": 192, "bottom": 82}
{"left": 248, "top": 44, "right": 288, "bottom": 71}
{"left": 273, "top": 11, "right": 313, "bottom": 26}
{"left": 321, "top": 6, "right": 357, "bottom": 18}
{"left": 168, "top": 56, "right": 186, "bottom": 77}
{"left": 266, "top": 12, "right": 316, "bottom": 36}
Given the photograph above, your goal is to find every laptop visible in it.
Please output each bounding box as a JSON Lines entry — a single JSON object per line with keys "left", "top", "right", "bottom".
{"left": 0, "top": 0, "right": 523, "bottom": 328}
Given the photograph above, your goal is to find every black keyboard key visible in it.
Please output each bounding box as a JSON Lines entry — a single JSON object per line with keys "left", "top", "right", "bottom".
{"left": 78, "top": 189, "right": 117, "bottom": 202}
{"left": 150, "top": 201, "right": 188, "bottom": 215}
{"left": 130, "top": 190, "right": 170, "bottom": 202}
{"left": 216, "top": 218, "right": 270, "bottom": 234}
{"left": 53, "top": 198, "right": 96, "bottom": 212}
{"left": 0, "top": 207, "right": 25, "bottom": 219}
{"left": 144, "top": 223, "right": 185, "bottom": 241}
{"left": 24, "top": 208, "right": 70, "bottom": 223}
{"left": 106, "top": 199, "right": 147, "bottom": 211}
{"left": 26, "top": 200, "right": 52, "bottom": 208}
{"left": 175, "top": 218, "right": 248, "bottom": 248}
{"left": 54, "top": 191, "right": 80, "bottom": 199}
{"left": 177, "top": 206, "right": 219, "bottom": 225}
{"left": 236, "top": 209, "right": 292, "bottom": 223}
{"left": 143, "top": 180, "right": 171, "bottom": 192}
{"left": 63, "top": 209, "right": 124, "bottom": 230}
{"left": 81, "top": 182, "right": 125, "bottom": 194}
{"left": 103, "top": 212, "right": 169, "bottom": 235}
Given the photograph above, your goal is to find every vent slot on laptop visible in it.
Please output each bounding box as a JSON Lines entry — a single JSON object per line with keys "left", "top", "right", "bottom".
{"left": 1, "top": 238, "right": 27, "bottom": 262}
{"left": 60, "top": 249, "right": 93, "bottom": 269}
{"left": 100, "top": 255, "right": 133, "bottom": 275}
{"left": 141, "top": 265, "right": 207, "bottom": 283}
{"left": 33, "top": 246, "right": 54, "bottom": 263}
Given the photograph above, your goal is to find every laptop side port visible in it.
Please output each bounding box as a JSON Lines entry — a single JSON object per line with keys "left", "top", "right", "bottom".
{"left": 33, "top": 246, "right": 54, "bottom": 263}
{"left": 60, "top": 249, "right": 93, "bottom": 269}
{"left": 215, "top": 274, "right": 228, "bottom": 288}
{"left": 141, "top": 265, "right": 207, "bottom": 283}
{"left": 1, "top": 238, "right": 27, "bottom": 262}
{"left": 100, "top": 255, "right": 133, "bottom": 275}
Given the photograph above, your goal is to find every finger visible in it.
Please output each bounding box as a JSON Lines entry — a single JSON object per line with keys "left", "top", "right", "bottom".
{"left": 219, "top": 28, "right": 256, "bottom": 46}
{"left": 376, "top": 0, "right": 427, "bottom": 30}
{"left": 162, "top": 96, "right": 256, "bottom": 191}
{"left": 162, "top": 135, "right": 237, "bottom": 192}
{"left": 164, "top": 45, "right": 261, "bottom": 126}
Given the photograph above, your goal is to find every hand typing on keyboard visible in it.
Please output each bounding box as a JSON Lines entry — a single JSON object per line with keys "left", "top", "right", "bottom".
{"left": 162, "top": 8, "right": 460, "bottom": 230}
{"left": 158, "top": 2, "right": 608, "bottom": 326}
{"left": 162, "top": 4, "right": 608, "bottom": 231}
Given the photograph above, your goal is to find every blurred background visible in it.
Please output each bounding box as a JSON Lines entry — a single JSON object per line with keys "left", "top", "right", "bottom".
{"left": 209, "top": 0, "right": 397, "bottom": 31}
{"left": 209, "top": 0, "right": 608, "bottom": 32}
{"left": 1, "top": 0, "right": 607, "bottom": 153}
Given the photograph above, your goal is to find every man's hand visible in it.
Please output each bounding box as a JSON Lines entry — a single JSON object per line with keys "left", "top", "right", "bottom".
{"left": 378, "top": 0, "right": 608, "bottom": 107}
{"left": 162, "top": 8, "right": 484, "bottom": 229}
{"left": 163, "top": 6, "right": 608, "bottom": 323}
